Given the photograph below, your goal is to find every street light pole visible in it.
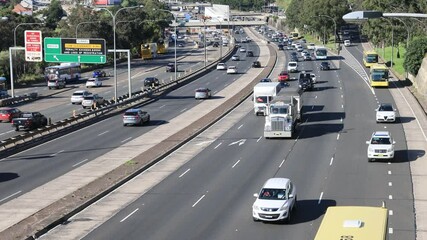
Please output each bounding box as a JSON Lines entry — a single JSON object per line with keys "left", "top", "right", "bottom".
{"left": 13, "top": 22, "right": 44, "bottom": 47}
{"left": 382, "top": 17, "right": 394, "bottom": 68}
{"left": 216, "top": 18, "right": 223, "bottom": 59}
{"left": 96, "top": 6, "right": 143, "bottom": 103}
{"left": 75, "top": 21, "right": 101, "bottom": 38}
{"left": 393, "top": 18, "right": 410, "bottom": 49}
{"left": 156, "top": 9, "right": 177, "bottom": 81}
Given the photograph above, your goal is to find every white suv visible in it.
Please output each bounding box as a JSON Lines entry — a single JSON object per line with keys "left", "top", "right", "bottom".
{"left": 252, "top": 178, "right": 297, "bottom": 222}
{"left": 366, "top": 131, "right": 395, "bottom": 162}
{"left": 287, "top": 62, "right": 298, "bottom": 73}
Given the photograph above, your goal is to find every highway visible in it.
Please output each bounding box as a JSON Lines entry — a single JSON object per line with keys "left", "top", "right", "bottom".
{"left": 0, "top": 39, "right": 223, "bottom": 141}
{"left": 78, "top": 35, "right": 414, "bottom": 239}
{"left": 0, "top": 30, "right": 260, "bottom": 210}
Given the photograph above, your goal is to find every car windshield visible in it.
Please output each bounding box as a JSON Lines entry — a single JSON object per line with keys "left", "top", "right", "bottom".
{"left": 84, "top": 96, "right": 94, "bottom": 100}
{"left": 21, "top": 113, "right": 33, "bottom": 118}
{"left": 259, "top": 188, "right": 287, "bottom": 200}
{"left": 289, "top": 63, "right": 297, "bottom": 67}
{"left": 124, "top": 111, "right": 138, "bottom": 116}
{"left": 371, "top": 137, "right": 391, "bottom": 144}
{"left": 0, "top": 109, "right": 11, "bottom": 114}
{"left": 196, "top": 89, "right": 207, "bottom": 93}
{"left": 371, "top": 74, "right": 385, "bottom": 81}
{"left": 256, "top": 96, "right": 272, "bottom": 103}
{"left": 145, "top": 78, "right": 155, "bottom": 81}
{"left": 379, "top": 105, "right": 393, "bottom": 111}
{"left": 73, "top": 92, "right": 84, "bottom": 96}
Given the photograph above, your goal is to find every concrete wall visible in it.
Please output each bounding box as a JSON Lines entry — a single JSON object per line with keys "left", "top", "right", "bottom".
{"left": 414, "top": 56, "right": 427, "bottom": 96}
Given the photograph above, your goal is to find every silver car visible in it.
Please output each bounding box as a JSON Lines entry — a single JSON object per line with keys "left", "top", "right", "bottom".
{"left": 71, "top": 90, "right": 92, "bottom": 104}
{"left": 47, "top": 78, "right": 66, "bottom": 89}
{"left": 123, "top": 108, "right": 150, "bottom": 126}
{"left": 195, "top": 88, "right": 211, "bottom": 99}
{"left": 81, "top": 94, "right": 105, "bottom": 109}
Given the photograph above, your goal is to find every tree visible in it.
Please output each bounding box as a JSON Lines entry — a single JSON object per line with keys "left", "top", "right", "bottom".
{"left": 42, "top": 0, "right": 65, "bottom": 30}
{"left": 404, "top": 36, "right": 427, "bottom": 75}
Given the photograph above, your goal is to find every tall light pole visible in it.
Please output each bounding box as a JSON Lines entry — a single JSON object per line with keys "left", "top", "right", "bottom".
{"left": 13, "top": 22, "right": 44, "bottom": 47}
{"left": 382, "top": 17, "right": 394, "bottom": 68}
{"left": 411, "top": 17, "right": 427, "bottom": 32}
{"left": 95, "top": 5, "right": 143, "bottom": 103}
{"left": 202, "top": 19, "right": 207, "bottom": 67}
{"left": 214, "top": 18, "right": 223, "bottom": 59}
{"left": 393, "top": 18, "right": 410, "bottom": 49}
{"left": 156, "top": 9, "right": 177, "bottom": 81}
{"left": 318, "top": 15, "right": 338, "bottom": 54}
{"left": 75, "top": 21, "right": 101, "bottom": 38}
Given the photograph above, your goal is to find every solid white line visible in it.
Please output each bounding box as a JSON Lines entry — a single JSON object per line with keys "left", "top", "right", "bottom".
{"left": 330, "top": 157, "right": 334, "bottom": 165}
{"left": 232, "top": 159, "right": 240, "bottom": 168}
{"left": 98, "top": 131, "right": 109, "bottom": 136}
{"left": 120, "top": 208, "right": 139, "bottom": 223}
{"left": 0, "top": 191, "right": 22, "bottom": 203}
{"left": 179, "top": 168, "right": 191, "bottom": 178}
{"left": 256, "top": 136, "right": 262, "bottom": 142}
{"left": 180, "top": 108, "right": 187, "bottom": 113}
{"left": 279, "top": 159, "right": 285, "bottom": 168}
{"left": 336, "top": 134, "right": 340, "bottom": 140}
{"left": 192, "top": 195, "right": 205, "bottom": 207}
{"left": 72, "top": 158, "right": 89, "bottom": 167}
{"left": 237, "top": 124, "right": 243, "bottom": 129}
{"left": 121, "top": 137, "right": 132, "bottom": 143}
{"left": 214, "top": 142, "right": 222, "bottom": 149}
{"left": 50, "top": 150, "right": 64, "bottom": 157}
{"left": 389, "top": 195, "right": 393, "bottom": 199}
{"left": 389, "top": 210, "right": 393, "bottom": 216}
{"left": 388, "top": 171, "right": 392, "bottom": 175}
{"left": 389, "top": 182, "right": 392, "bottom": 186}
{"left": 318, "top": 192, "right": 324, "bottom": 204}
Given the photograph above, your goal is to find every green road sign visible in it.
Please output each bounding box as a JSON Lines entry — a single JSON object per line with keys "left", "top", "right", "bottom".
{"left": 44, "top": 38, "right": 106, "bottom": 64}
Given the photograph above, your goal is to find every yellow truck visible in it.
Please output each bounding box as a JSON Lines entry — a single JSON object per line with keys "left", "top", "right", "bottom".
{"left": 141, "top": 44, "right": 152, "bottom": 60}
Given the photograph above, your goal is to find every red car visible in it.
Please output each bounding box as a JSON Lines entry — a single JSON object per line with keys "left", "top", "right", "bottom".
{"left": 0, "top": 107, "right": 21, "bottom": 122}
{"left": 278, "top": 71, "right": 289, "bottom": 82}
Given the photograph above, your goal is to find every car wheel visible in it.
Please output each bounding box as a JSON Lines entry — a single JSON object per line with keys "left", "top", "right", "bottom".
{"left": 368, "top": 158, "right": 374, "bottom": 162}
{"left": 15, "top": 127, "right": 19, "bottom": 131}
{"left": 147, "top": 116, "right": 150, "bottom": 123}
{"left": 286, "top": 209, "right": 292, "bottom": 223}
{"left": 123, "top": 123, "right": 127, "bottom": 126}
{"left": 253, "top": 217, "right": 259, "bottom": 222}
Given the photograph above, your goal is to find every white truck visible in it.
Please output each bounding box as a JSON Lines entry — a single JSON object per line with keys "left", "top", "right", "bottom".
{"left": 253, "top": 82, "right": 281, "bottom": 116}
{"left": 264, "top": 87, "right": 303, "bottom": 139}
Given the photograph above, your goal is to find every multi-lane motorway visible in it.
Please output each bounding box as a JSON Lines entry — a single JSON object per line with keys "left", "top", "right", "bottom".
{"left": 0, "top": 27, "right": 418, "bottom": 239}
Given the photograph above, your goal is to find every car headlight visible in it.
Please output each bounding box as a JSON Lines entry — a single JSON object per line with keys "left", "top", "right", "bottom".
{"left": 368, "top": 147, "right": 375, "bottom": 152}
{"left": 280, "top": 202, "right": 289, "bottom": 211}
{"left": 388, "top": 148, "right": 394, "bottom": 153}
{"left": 253, "top": 205, "right": 259, "bottom": 211}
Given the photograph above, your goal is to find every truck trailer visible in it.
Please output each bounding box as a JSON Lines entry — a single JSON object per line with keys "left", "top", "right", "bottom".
{"left": 253, "top": 82, "right": 281, "bottom": 116}
{"left": 264, "top": 87, "right": 302, "bottom": 139}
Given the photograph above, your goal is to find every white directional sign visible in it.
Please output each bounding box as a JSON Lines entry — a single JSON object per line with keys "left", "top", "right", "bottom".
{"left": 25, "top": 30, "right": 42, "bottom": 62}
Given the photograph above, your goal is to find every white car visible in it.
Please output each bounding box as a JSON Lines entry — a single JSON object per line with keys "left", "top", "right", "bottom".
{"left": 216, "top": 63, "right": 227, "bottom": 70}
{"left": 239, "top": 47, "right": 246, "bottom": 52}
{"left": 252, "top": 178, "right": 297, "bottom": 222}
{"left": 231, "top": 55, "right": 240, "bottom": 61}
{"left": 307, "top": 43, "right": 315, "bottom": 50}
{"left": 70, "top": 90, "right": 92, "bottom": 104}
{"left": 300, "top": 50, "right": 309, "bottom": 57}
{"left": 376, "top": 103, "right": 396, "bottom": 122}
{"left": 296, "top": 46, "right": 304, "bottom": 52}
{"left": 310, "top": 73, "right": 317, "bottom": 83}
{"left": 227, "top": 66, "right": 238, "bottom": 74}
{"left": 344, "top": 40, "right": 351, "bottom": 47}
{"left": 81, "top": 94, "right": 105, "bottom": 109}
{"left": 366, "top": 131, "right": 395, "bottom": 162}
{"left": 86, "top": 77, "right": 102, "bottom": 88}
{"left": 287, "top": 61, "right": 298, "bottom": 73}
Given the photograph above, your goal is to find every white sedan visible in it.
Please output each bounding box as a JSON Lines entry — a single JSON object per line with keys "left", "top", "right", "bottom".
{"left": 86, "top": 77, "right": 102, "bottom": 88}
{"left": 227, "top": 66, "right": 238, "bottom": 74}
{"left": 376, "top": 103, "right": 396, "bottom": 122}
{"left": 239, "top": 47, "right": 246, "bottom": 52}
{"left": 216, "top": 63, "right": 227, "bottom": 70}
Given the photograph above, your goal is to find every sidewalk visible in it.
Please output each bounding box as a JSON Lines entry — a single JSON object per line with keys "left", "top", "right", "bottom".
{"left": 363, "top": 42, "right": 427, "bottom": 240}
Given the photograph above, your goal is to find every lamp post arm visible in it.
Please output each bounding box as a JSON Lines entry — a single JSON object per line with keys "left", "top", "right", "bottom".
{"left": 13, "top": 22, "right": 44, "bottom": 47}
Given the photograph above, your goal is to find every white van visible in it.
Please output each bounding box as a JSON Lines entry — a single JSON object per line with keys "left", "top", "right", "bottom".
{"left": 344, "top": 40, "right": 351, "bottom": 47}
{"left": 47, "top": 78, "right": 66, "bottom": 89}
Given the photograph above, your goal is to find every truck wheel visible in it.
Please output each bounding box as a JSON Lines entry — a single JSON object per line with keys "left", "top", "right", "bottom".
{"left": 15, "top": 127, "right": 19, "bottom": 131}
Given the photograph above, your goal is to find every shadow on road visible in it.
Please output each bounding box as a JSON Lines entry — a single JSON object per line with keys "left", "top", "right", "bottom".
{"left": 0, "top": 172, "right": 19, "bottom": 182}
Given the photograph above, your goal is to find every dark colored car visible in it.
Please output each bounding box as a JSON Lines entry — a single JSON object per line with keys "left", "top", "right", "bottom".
{"left": 260, "top": 78, "right": 272, "bottom": 82}
{"left": 0, "top": 107, "right": 21, "bottom": 122}
{"left": 298, "top": 73, "right": 314, "bottom": 91}
{"left": 144, "top": 77, "right": 160, "bottom": 87}
{"left": 278, "top": 44, "right": 284, "bottom": 50}
{"left": 92, "top": 70, "right": 106, "bottom": 78}
{"left": 290, "top": 55, "right": 299, "bottom": 62}
{"left": 320, "top": 62, "right": 331, "bottom": 71}
{"left": 166, "top": 63, "right": 177, "bottom": 72}
{"left": 252, "top": 61, "right": 261, "bottom": 68}
{"left": 246, "top": 51, "right": 254, "bottom": 57}
{"left": 213, "top": 42, "right": 219, "bottom": 47}
{"left": 11, "top": 112, "right": 48, "bottom": 131}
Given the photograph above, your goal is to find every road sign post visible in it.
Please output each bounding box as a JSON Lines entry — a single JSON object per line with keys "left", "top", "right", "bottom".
{"left": 25, "top": 30, "right": 42, "bottom": 62}
{"left": 44, "top": 38, "right": 106, "bottom": 64}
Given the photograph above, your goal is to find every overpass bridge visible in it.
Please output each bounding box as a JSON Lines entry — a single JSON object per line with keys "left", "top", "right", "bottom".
{"left": 170, "top": 20, "right": 266, "bottom": 28}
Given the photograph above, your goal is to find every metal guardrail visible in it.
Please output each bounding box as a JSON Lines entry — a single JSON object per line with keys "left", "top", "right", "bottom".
{"left": 0, "top": 93, "right": 38, "bottom": 107}
{"left": 0, "top": 44, "right": 237, "bottom": 155}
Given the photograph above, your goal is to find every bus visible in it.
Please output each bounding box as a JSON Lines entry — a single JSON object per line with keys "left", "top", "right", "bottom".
{"left": 363, "top": 50, "right": 379, "bottom": 68}
{"left": 44, "top": 63, "right": 81, "bottom": 83}
{"left": 314, "top": 46, "right": 328, "bottom": 60}
{"left": 370, "top": 64, "right": 389, "bottom": 87}
{"left": 290, "top": 31, "right": 299, "bottom": 40}
{"left": 157, "top": 39, "right": 167, "bottom": 54}
{"left": 314, "top": 205, "right": 388, "bottom": 240}
{"left": 141, "top": 44, "right": 152, "bottom": 60}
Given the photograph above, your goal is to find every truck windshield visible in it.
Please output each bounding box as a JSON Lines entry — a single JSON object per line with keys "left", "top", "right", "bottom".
{"left": 256, "top": 96, "right": 272, "bottom": 103}
{"left": 270, "top": 107, "right": 288, "bottom": 114}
